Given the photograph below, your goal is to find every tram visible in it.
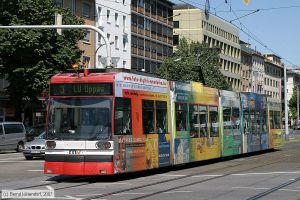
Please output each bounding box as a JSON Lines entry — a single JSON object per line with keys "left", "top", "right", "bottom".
{"left": 44, "top": 70, "right": 282, "bottom": 175}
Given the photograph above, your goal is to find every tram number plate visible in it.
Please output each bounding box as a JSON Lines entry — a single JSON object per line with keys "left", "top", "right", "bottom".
{"left": 69, "top": 150, "right": 81, "bottom": 155}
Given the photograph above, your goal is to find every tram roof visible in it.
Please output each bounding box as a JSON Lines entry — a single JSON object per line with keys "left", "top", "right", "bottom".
{"left": 50, "top": 68, "right": 159, "bottom": 83}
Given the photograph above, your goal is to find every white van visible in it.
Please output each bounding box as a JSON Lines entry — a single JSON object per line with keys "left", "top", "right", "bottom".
{"left": 0, "top": 122, "right": 26, "bottom": 152}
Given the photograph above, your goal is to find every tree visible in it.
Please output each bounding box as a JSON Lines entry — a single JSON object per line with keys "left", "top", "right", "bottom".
{"left": 157, "top": 37, "right": 231, "bottom": 90}
{"left": 289, "top": 86, "right": 298, "bottom": 121}
{"left": 0, "top": 0, "right": 85, "bottom": 121}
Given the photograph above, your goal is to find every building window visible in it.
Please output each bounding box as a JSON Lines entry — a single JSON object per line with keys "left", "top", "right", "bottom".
{"left": 123, "top": 0, "right": 126, "bottom": 5}
{"left": 123, "top": 60, "right": 126, "bottom": 68}
{"left": 82, "top": 56, "right": 90, "bottom": 68}
{"left": 70, "top": 0, "right": 76, "bottom": 14}
{"left": 107, "top": 10, "right": 111, "bottom": 23}
{"left": 54, "top": 0, "right": 63, "bottom": 7}
{"left": 83, "top": 31, "right": 90, "bottom": 43}
{"left": 107, "top": 33, "right": 111, "bottom": 42}
{"left": 115, "top": 36, "right": 119, "bottom": 49}
{"left": 98, "top": 33, "right": 102, "bottom": 44}
{"left": 123, "top": 36, "right": 127, "bottom": 50}
{"left": 98, "top": 7, "right": 103, "bottom": 25}
{"left": 115, "top": 13, "right": 119, "bottom": 26}
{"left": 173, "top": 35, "right": 179, "bottom": 45}
{"left": 138, "top": 0, "right": 144, "bottom": 7}
{"left": 123, "top": 16, "right": 126, "bottom": 32}
{"left": 173, "top": 21, "right": 179, "bottom": 28}
{"left": 82, "top": 3, "right": 90, "bottom": 18}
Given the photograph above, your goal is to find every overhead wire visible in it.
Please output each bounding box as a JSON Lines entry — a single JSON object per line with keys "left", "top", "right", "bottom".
{"left": 224, "top": 2, "right": 297, "bottom": 67}
{"left": 177, "top": 0, "right": 297, "bottom": 67}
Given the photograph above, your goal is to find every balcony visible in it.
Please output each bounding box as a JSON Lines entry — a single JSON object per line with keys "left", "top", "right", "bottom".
{"left": 132, "top": 25, "right": 137, "bottom": 33}
{"left": 131, "top": 5, "right": 137, "bottom": 12}
{"left": 151, "top": 33, "right": 157, "bottom": 40}
{"left": 138, "top": 6, "right": 145, "bottom": 15}
{"left": 145, "top": 10, "right": 150, "bottom": 17}
{"left": 168, "top": 37, "right": 173, "bottom": 45}
{"left": 138, "top": 27, "right": 144, "bottom": 35}
{"left": 144, "top": 30, "right": 150, "bottom": 37}
{"left": 132, "top": 47, "right": 138, "bottom": 55}
{"left": 151, "top": 52, "right": 157, "bottom": 59}
{"left": 138, "top": 49, "right": 144, "bottom": 56}
{"left": 145, "top": 51, "right": 150, "bottom": 58}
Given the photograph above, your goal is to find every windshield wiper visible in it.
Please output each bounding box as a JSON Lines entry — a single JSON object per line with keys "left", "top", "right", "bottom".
{"left": 47, "top": 131, "right": 62, "bottom": 140}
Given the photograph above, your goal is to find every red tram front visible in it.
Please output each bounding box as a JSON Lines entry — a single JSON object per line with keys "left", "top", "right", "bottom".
{"left": 44, "top": 71, "right": 171, "bottom": 175}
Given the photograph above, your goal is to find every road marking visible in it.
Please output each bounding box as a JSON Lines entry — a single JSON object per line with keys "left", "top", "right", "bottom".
{"left": 164, "top": 190, "right": 194, "bottom": 194}
{"left": 232, "top": 171, "right": 300, "bottom": 176}
{"left": 0, "top": 160, "right": 44, "bottom": 163}
{"left": 279, "top": 189, "right": 300, "bottom": 192}
{"left": 232, "top": 186, "right": 270, "bottom": 190}
{"left": 192, "top": 174, "right": 222, "bottom": 178}
{"left": 64, "top": 195, "right": 83, "bottom": 200}
{"left": 0, "top": 157, "right": 24, "bottom": 160}
{"left": 28, "top": 169, "right": 43, "bottom": 172}
{"left": 159, "top": 174, "right": 187, "bottom": 177}
{"left": 113, "top": 192, "right": 147, "bottom": 196}
{"left": 76, "top": 194, "right": 103, "bottom": 197}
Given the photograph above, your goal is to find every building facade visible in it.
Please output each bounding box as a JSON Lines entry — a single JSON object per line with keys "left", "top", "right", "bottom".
{"left": 240, "top": 41, "right": 252, "bottom": 92}
{"left": 131, "top": 0, "right": 174, "bottom": 73}
{"left": 95, "top": 0, "right": 131, "bottom": 69}
{"left": 173, "top": 4, "right": 241, "bottom": 91}
{"left": 264, "top": 54, "right": 283, "bottom": 100}
{"left": 287, "top": 68, "right": 300, "bottom": 101}
{"left": 57, "top": 0, "right": 96, "bottom": 68}
{"left": 251, "top": 51, "right": 265, "bottom": 94}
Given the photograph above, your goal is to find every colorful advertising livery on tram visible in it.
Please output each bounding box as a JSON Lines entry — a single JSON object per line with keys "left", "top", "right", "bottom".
{"left": 44, "top": 71, "right": 283, "bottom": 175}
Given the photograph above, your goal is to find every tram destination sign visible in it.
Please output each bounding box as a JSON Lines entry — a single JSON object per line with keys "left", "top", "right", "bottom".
{"left": 50, "top": 83, "right": 113, "bottom": 96}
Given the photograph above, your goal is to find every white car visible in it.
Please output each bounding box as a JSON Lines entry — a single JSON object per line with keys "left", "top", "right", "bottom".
{"left": 23, "top": 132, "right": 45, "bottom": 160}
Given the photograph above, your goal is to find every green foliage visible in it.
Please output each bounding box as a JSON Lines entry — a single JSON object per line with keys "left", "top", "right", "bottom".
{"left": 157, "top": 37, "right": 231, "bottom": 90}
{"left": 0, "top": 0, "right": 85, "bottom": 119}
{"left": 289, "top": 86, "right": 298, "bottom": 120}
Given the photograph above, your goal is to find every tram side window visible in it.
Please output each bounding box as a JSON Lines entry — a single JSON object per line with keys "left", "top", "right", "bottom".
{"left": 269, "top": 111, "right": 274, "bottom": 129}
{"left": 175, "top": 103, "right": 187, "bottom": 131}
{"left": 199, "top": 106, "right": 208, "bottom": 137}
{"left": 243, "top": 108, "right": 250, "bottom": 134}
{"left": 142, "top": 100, "right": 155, "bottom": 134}
{"left": 273, "top": 111, "right": 281, "bottom": 129}
{"left": 223, "top": 107, "right": 231, "bottom": 135}
{"left": 115, "top": 98, "right": 132, "bottom": 135}
{"left": 210, "top": 106, "right": 219, "bottom": 137}
{"left": 156, "top": 101, "right": 167, "bottom": 134}
{"left": 256, "top": 111, "right": 262, "bottom": 133}
{"left": 262, "top": 110, "right": 267, "bottom": 132}
{"left": 189, "top": 104, "right": 199, "bottom": 138}
{"left": 232, "top": 107, "right": 240, "bottom": 135}
{"left": 250, "top": 111, "right": 256, "bottom": 133}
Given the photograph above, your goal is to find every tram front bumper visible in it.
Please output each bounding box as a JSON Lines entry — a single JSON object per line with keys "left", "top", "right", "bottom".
{"left": 44, "top": 154, "right": 114, "bottom": 175}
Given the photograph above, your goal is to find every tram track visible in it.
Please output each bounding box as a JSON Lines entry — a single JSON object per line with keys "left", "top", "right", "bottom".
{"left": 2, "top": 146, "right": 297, "bottom": 200}
{"left": 81, "top": 149, "right": 296, "bottom": 200}
{"left": 246, "top": 176, "right": 300, "bottom": 200}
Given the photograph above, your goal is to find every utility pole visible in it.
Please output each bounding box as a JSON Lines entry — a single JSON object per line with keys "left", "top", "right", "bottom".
{"left": 284, "top": 65, "right": 289, "bottom": 140}
{"left": 0, "top": 25, "right": 112, "bottom": 67}
{"left": 297, "top": 86, "right": 299, "bottom": 123}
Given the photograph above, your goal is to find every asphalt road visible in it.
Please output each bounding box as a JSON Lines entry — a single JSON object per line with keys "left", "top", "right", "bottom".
{"left": 1, "top": 130, "right": 300, "bottom": 200}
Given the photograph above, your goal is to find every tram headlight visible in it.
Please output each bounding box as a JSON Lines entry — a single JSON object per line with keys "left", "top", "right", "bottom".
{"left": 46, "top": 141, "right": 56, "bottom": 149}
{"left": 96, "top": 141, "right": 111, "bottom": 150}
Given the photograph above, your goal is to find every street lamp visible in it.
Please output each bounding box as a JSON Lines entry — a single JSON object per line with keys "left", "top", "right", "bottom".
{"left": 284, "top": 64, "right": 289, "bottom": 140}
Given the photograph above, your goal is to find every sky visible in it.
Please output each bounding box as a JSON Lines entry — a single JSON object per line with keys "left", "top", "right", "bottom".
{"left": 171, "top": 0, "right": 300, "bottom": 67}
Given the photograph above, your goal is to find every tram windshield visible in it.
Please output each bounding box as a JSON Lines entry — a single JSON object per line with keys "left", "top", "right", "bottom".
{"left": 47, "top": 98, "right": 112, "bottom": 140}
